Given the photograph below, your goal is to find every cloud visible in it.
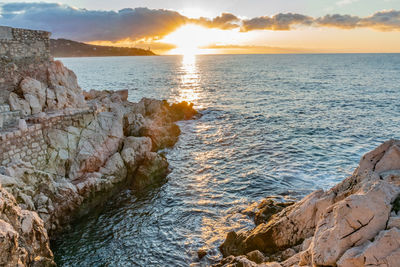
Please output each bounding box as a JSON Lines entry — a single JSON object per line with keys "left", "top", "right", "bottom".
{"left": 0, "top": 3, "right": 188, "bottom": 41}
{"left": 0, "top": 2, "right": 399, "bottom": 43}
{"left": 193, "top": 13, "right": 240, "bottom": 30}
{"left": 336, "top": 0, "right": 360, "bottom": 7}
{"left": 316, "top": 14, "right": 361, "bottom": 29}
{"left": 241, "top": 13, "right": 313, "bottom": 31}
{"left": 316, "top": 10, "right": 400, "bottom": 30}
{"left": 241, "top": 10, "right": 400, "bottom": 32}
{"left": 360, "top": 10, "right": 400, "bottom": 31}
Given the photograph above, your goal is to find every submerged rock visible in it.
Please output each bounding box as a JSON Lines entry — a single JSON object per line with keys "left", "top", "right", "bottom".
{"left": 242, "top": 198, "right": 295, "bottom": 225}
{"left": 198, "top": 249, "right": 208, "bottom": 260}
{"left": 217, "top": 140, "right": 400, "bottom": 267}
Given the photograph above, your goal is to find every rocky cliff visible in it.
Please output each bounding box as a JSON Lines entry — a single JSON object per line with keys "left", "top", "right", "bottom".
{"left": 0, "top": 28, "right": 197, "bottom": 265}
{"left": 215, "top": 140, "right": 400, "bottom": 267}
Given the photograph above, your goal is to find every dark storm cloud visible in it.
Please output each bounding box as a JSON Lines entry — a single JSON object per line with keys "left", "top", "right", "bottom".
{"left": 0, "top": 2, "right": 399, "bottom": 42}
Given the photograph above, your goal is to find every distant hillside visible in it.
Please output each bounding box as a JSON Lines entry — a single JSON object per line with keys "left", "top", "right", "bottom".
{"left": 50, "top": 38, "right": 156, "bottom": 57}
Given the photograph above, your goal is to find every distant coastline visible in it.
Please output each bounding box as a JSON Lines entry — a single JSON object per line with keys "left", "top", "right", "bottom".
{"left": 50, "top": 38, "right": 156, "bottom": 57}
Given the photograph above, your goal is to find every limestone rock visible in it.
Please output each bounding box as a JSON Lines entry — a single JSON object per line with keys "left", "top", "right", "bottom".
{"left": 217, "top": 140, "right": 400, "bottom": 267}
{"left": 18, "top": 119, "right": 27, "bottom": 131}
{"left": 20, "top": 77, "right": 46, "bottom": 114}
{"left": 337, "top": 228, "right": 400, "bottom": 267}
{"left": 8, "top": 92, "right": 30, "bottom": 116}
{"left": 311, "top": 178, "right": 397, "bottom": 266}
{"left": 375, "top": 144, "right": 400, "bottom": 173}
{"left": 139, "top": 122, "right": 181, "bottom": 151}
{"left": 47, "top": 61, "right": 87, "bottom": 109}
{"left": 131, "top": 152, "right": 169, "bottom": 189}
{"left": 0, "top": 185, "right": 54, "bottom": 266}
{"left": 246, "top": 250, "right": 267, "bottom": 264}
{"left": 220, "top": 189, "right": 329, "bottom": 257}
{"left": 123, "top": 112, "right": 146, "bottom": 137}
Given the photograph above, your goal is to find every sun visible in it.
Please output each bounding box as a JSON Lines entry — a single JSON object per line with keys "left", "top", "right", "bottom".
{"left": 161, "top": 24, "right": 214, "bottom": 55}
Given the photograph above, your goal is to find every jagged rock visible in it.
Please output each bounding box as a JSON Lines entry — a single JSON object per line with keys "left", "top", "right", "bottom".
{"left": 132, "top": 152, "right": 169, "bottom": 189}
{"left": 9, "top": 92, "right": 30, "bottom": 116}
{"left": 47, "top": 61, "right": 87, "bottom": 110}
{"left": 139, "top": 121, "right": 181, "bottom": 151}
{"left": 83, "top": 89, "right": 128, "bottom": 103}
{"left": 213, "top": 255, "right": 260, "bottom": 267}
{"left": 20, "top": 77, "right": 46, "bottom": 114}
{"left": 375, "top": 145, "right": 400, "bottom": 173}
{"left": 220, "top": 189, "right": 329, "bottom": 257}
{"left": 311, "top": 175, "right": 397, "bottom": 266}
{"left": 246, "top": 250, "right": 267, "bottom": 264}
{"left": 168, "top": 101, "right": 198, "bottom": 121}
{"left": 123, "top": 136, "right": 153, "bottom": 160}
{"left": 337, "top": 228, "right": 400, "bottom": 267}
{"left": 123, "top": 112, "right": 146, "bottom": 136}
{"left": 242, "top": 198, "right": 295, "bottom": 225}
{"left": 217, "top": 140, "right": 400, "bottom": 267}
{"left": 1, "top": 30, "right": 198, "bottom": 266}
{"left": 0, "top": 185, "right": 55, "bottom": 266}
{"left": 99, "top": 152, "right": 127, "bottom": 183}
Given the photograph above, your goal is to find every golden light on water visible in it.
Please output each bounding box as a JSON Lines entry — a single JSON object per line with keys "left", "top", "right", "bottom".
{"left": 173, "top": 53, "right": 203, "bottom": 108}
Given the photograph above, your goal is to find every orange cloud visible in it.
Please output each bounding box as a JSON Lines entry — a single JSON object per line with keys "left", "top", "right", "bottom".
{"left": 0, "top": 2, "right": 399, "bottom": 44}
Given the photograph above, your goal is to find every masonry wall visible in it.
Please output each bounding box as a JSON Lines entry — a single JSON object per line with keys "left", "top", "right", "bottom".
{"left": 0, "top": 26, "right": 51, "bottom": 103}
{"left": 0, "top": 110, "right": 95, "bottom": 170}
{"left": 0, "top": 26, "right": 51, "bottom": 61}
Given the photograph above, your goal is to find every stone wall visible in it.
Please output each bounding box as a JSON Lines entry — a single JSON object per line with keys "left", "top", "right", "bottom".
{"left": 0, "top": 26, "right": 51, "bottom": 61}
{"left": 0, "top": 108, "right": 95, "bottom": 170}
{"left": 0, "top": 26, "right": 51, "bottom": 102}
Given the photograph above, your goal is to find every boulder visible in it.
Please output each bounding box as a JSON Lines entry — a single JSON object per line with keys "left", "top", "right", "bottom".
{"left": 8, "top": 92, "right": 30, "bottom": 116}
{"left": 131, "top": 152, "right": 169, "bottom": 189}
{"left": 20, "top": 77, "right": 47, "bottom": 114}
{"left": 139, "top": 122, "right": 181, "bottom": 151}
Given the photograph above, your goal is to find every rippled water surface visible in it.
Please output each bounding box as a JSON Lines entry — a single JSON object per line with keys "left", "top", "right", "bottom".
{"left": 53, "top": 54, "right": 400, "bottom": 266}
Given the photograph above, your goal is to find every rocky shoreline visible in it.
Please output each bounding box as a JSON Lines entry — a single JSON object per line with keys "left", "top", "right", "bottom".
{"left": 0, "top": 58, "right": 197, "bottom": 266}
{"left": 215, "top": 140, "right": 400, "bottom": 267}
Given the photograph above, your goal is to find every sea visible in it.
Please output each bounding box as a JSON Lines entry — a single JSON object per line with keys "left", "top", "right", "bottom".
{"left": 52, "top": 54, "right": 400, "bottom": 266}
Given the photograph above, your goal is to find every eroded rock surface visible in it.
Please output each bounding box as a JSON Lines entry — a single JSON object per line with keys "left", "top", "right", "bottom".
{"left": 0, "top": 184, "right": 54, "bottom": 266}
{"left": 217, "top": 140, "right": 400, "bottom": 267}
{"left": 9, "top": 61, "right": 87, "bottom": 115}
{"left": 0, "top": 59, "right": 198, "bottom": 266}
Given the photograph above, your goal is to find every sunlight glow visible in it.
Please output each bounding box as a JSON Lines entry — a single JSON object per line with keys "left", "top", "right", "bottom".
{"left": 161, "top": 24, "right": 247, "bottom": 55}
{"left": 162, "top": 24, "right": 212, "bottom": 55}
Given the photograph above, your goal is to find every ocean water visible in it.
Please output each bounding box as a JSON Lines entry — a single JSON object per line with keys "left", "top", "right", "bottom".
{"left": 53, "top": 54, "right": 400, "bottom": 266}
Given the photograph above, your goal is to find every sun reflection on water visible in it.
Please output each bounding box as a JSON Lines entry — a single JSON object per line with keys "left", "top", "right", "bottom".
{"left": 173, "top": 54, "right": 203, "bottom": 108}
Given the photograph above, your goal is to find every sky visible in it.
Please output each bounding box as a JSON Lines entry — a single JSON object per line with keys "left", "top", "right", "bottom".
{"left": 0, "top": 0, "right": 400, "bottom": 54}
